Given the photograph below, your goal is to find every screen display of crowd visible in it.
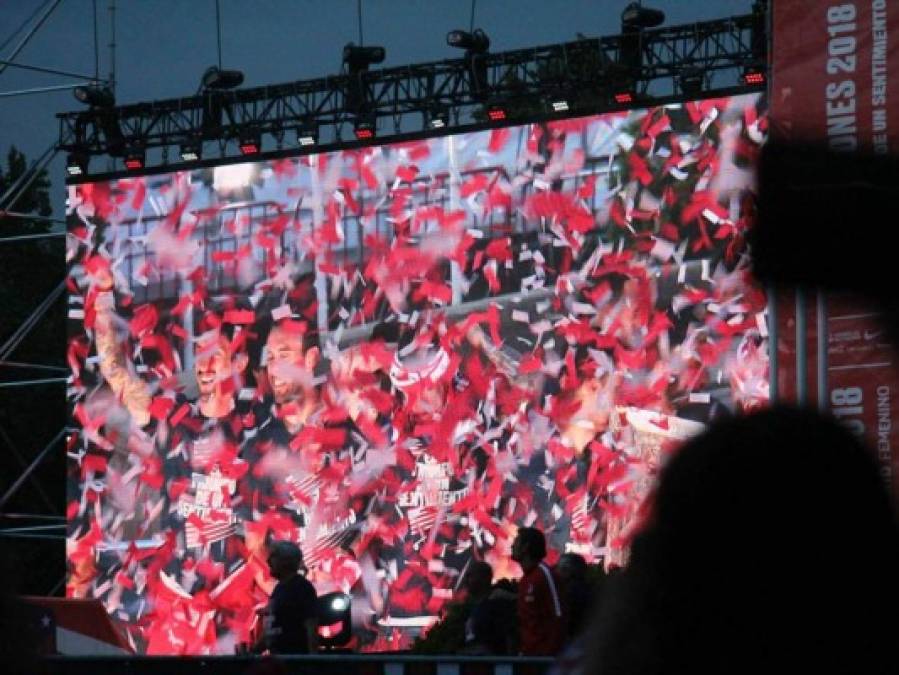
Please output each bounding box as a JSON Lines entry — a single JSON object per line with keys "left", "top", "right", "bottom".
{"left": 66, "top": 92, "right": 769, "bottom": 654}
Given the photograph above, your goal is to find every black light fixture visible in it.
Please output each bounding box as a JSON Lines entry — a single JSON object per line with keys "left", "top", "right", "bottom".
{"left": 316, "top": 592, "right": 352, "bottom": 649}
{"left": 201, "top": 65, "right": 245, "bottom": 90}
{"left": 342, "top": 43, "right": 386, "bottom": 72}
{"left": 446, "top": 29, "right": 490, "bottom": 54}
{"left": 549, "top": 98, "right": 570, "bottom": 113}
{"left": 180, "top": 138, "right": 202, "bottom": 162}
{"left": 427, "top": 104, "right": 449, "bottom": 129}
{"left": 354, "top": 115, "right": 376, "bottom": 140}
{"left": 124, "top": 147, "right": 145, "bottom": 170}
{"left": 447, "top": 28, "right": 491, "bottom": 101}
{"left": 621, "top": 2, "right": 665, "bottom": 30}
{"left": 742, "top": 65, "right": 767, "bottom": 86}
{"left": 486, "top": 104, "right": 507, "bottom": 122}
{"left": 297, "top": 118, "right": 318, "bottom": 147}
{"left": 678, "top": 67, "right": 705, "bottom": 96}
{"left": 343, "top": 43, "right": 386, "bottom": 115}
{"left": 66, "top": 152, "right": 89, "bottom": 176}
{"left": 73, "top": 84, "right": 115, "bottom": 108}
{"left": 239, "top": 129, "right": 261, "bottom": 155}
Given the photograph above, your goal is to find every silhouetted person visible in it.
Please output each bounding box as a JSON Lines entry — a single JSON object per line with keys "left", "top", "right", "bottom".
{"left": 556, "top": 553, "right": 592, "bottom": 639}
{"left": 461, "top": 561, "right": 517, "bottom": 655}
{"left": 257, "top": 542, "right": 319, "bottom": 655}
{"left": 586, "top": 406, "right": 898, "bottom": 675}
{"left": 512, "top": 527, "right": 566, "bottom": 656}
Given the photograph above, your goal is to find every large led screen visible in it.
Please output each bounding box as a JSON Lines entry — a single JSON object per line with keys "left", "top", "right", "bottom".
{"left": 66, "top": 93, "right": 769, "bottom": 654}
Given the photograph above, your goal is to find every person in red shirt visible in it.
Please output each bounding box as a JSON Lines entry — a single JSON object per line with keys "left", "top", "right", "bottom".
{"left": 511, "top": 527, "right": 566, "bottom": 655}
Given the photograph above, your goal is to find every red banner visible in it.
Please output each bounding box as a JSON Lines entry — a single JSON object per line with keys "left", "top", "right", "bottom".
{"left": 771, "top": 0, "right": 899, "bottom": 498}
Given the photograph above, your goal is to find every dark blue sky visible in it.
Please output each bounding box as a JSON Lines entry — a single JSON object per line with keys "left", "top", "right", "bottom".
{"left": 0, "top": 0, "right": 753, "bottom": 216}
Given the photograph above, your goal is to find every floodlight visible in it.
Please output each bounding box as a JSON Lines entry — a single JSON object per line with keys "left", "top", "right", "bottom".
{"left": 446, "top": 29, "right": 490, "bottom": 54}
{"left": 201, "top": 66, "right": 244, "bottom": 90}
{"left": 73, "top": 84, "right": 115, "bottom": 108}
{"left": 621, "top": 2, "right": 665, "bottom": 30}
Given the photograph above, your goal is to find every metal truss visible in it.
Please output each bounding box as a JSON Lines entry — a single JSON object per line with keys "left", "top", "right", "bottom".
{"left": 57, "top": 10, "right": 764, "bottom": 172}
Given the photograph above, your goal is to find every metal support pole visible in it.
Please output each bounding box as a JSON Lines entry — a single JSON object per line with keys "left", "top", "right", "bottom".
{"left": 0, "top": 211, "right": 67, "bottom": 226}
{"left": 0, "top": 0, "right": 64, "bottom": 77}
{"left": 796, "top": 287, "right": 807, "bottom": 406}
{"left": 0, "top": 59, "right": 103, "bottom": 81}
{"left": 767, "top": 286, "right": 778, "bottom": 404}
{"left": 0, "top": 429, "right": 65, "bottom": 512}
{"left": 0, "top": 377, "right": 67, "bottom": 388}
{"left": 816, "top": 289, "right": 828, "bottom": 413}
{"left": 0, "top": 231, "right": 65, "bottom": 244}
{"left": 0, "top": 142, "right": 55, "bottom": 208}
{"left": 0, "top": 83, "right": 83, "bottom": 98}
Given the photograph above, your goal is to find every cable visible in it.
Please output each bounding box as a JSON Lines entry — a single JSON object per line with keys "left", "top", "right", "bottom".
{"left": 215, "top": 0, "right": 223, "bottom": 68}
{"left": 0, "top": 0, "right": 64, "bottom": 78}
{"left": 93, "top": 0, "right": 99, "bottom": 81}
{"left": 358, "top": 0, "right": 364, "bottom": 45}
{"left": 470, "top": 0, "right": 477, "bottom": 32}
{"left": 0, "top": 428, "right": 65, "bottom": 512}
{"left": 0, "top": 231, "right": 65, "bottom": 244}
{"left": 0, "top": 361, "right": 68, "bottom": 373}
{"left": 0, "top": 0, "right": 53, "bottom": 54}
{"left": 0, "top": 281, "right": 65, "bottom": 363}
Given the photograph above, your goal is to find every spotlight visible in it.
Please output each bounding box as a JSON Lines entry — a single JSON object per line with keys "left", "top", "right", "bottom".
{"left": 73, "top": 84, "right": 115, "bottom": 108}
{"left": 317, "top": 592, "right": 352, "bottom": 649}
{"left": 446, "top": 29, "right": 490, "bottom": 54}
{"left": 201, "top": 66, "right": 245, "bottom": 90}
{"left": 447, "top": 29, "right": 491, "bottom": 100}
{"left": 354, "top": 117, "right": 376, "bottom": 140}
{"left": 621, "top": 2, "right": 665, "bottom": 30}
{"left": 66, "top": 152, "right": 89, "bottom": 176}
{"left": 486, "top": 105, "right": 507, "bottom": 122}
{"left": 742, "top": 66, "right": 767, "bottom": 86}
{"left": 550, "top": 99, "right": 570, "bottom": 113}
{"left": 343, "top": 43, "right": 386, "bottom": 114}
{"left": 239, "top": 130, "right": 261, "bottom": 155}
{"left": 297, "top": 119, "right": 318, "bottom": 147}
{"left": 124, "top": 148, "right": 145, "bottom": 171}
{"left": 180, "top": 139, "right": 202, "bottom": 162}
{"left": 613, "top": 91, "right": 634, "bottom": 104}
{"left": 342, "top": 43, "right": 386, "bottom": 71}
{"left": 678, "top": 67, "right": 705, "bottom": 96}
{"left": 428, "top": 105, "right": 449, "bottom": 129}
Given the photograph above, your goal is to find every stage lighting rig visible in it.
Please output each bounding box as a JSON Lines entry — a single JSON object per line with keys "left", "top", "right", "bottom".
{"left": 742, "top": 65, "right": 767, "bottom": 86}
{"left": 201, "top": 66, "right": 245, "bottom": 91}
{"left": 485, "top": 104, "right": 507, "bottom": 122}
{"left": 179, "top": 139, "right": 202, "bottom": 162}
{"left": 446, "top": 29, "right": 490, "bottom": 53}
{"left": 427, "top": 105, "right": 449, "bottom": 129}
{"left": 678, "top": 67, "right": 705, "bottom": 96}
{"left": 619, "top": 2, "right": 665, "bottom": 76}
{"left": 620, "top": 2, "right": 665, "bottom": 30}
{"left": 239, "top": 129, "right": 261, "bottom": 155}
{"left": 124, "top": 148, "right": 145, "bottom": 170}
{"left": 73, "top": 84, "right": 115, "bottom": 108}
{"left": 354, "top": 116, "right": 376, "bottom": 140}
{"left": 448, "top": 28, "right": 491, "bottom": 101}
{"left": 343, "top": 43, "right": 386, "bottom": 72}
{"left": 66, "top": 152, "right": 89, "bottom": 176}
{"left": 297, "top": 119, "right": 319, "bottom": 147}
{"left": 317, "top": 592, "right": 352, "bottom": 648}
{"left": 343, "top": 42, "right": 386, "bottom": 114}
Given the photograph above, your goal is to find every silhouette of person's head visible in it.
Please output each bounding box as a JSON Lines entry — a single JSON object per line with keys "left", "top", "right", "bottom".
{"left": 587, "top": 406, "right": 898, "bottom": 675}
{"left": 465, "top": 561, "right": 494, "bottom": 600}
